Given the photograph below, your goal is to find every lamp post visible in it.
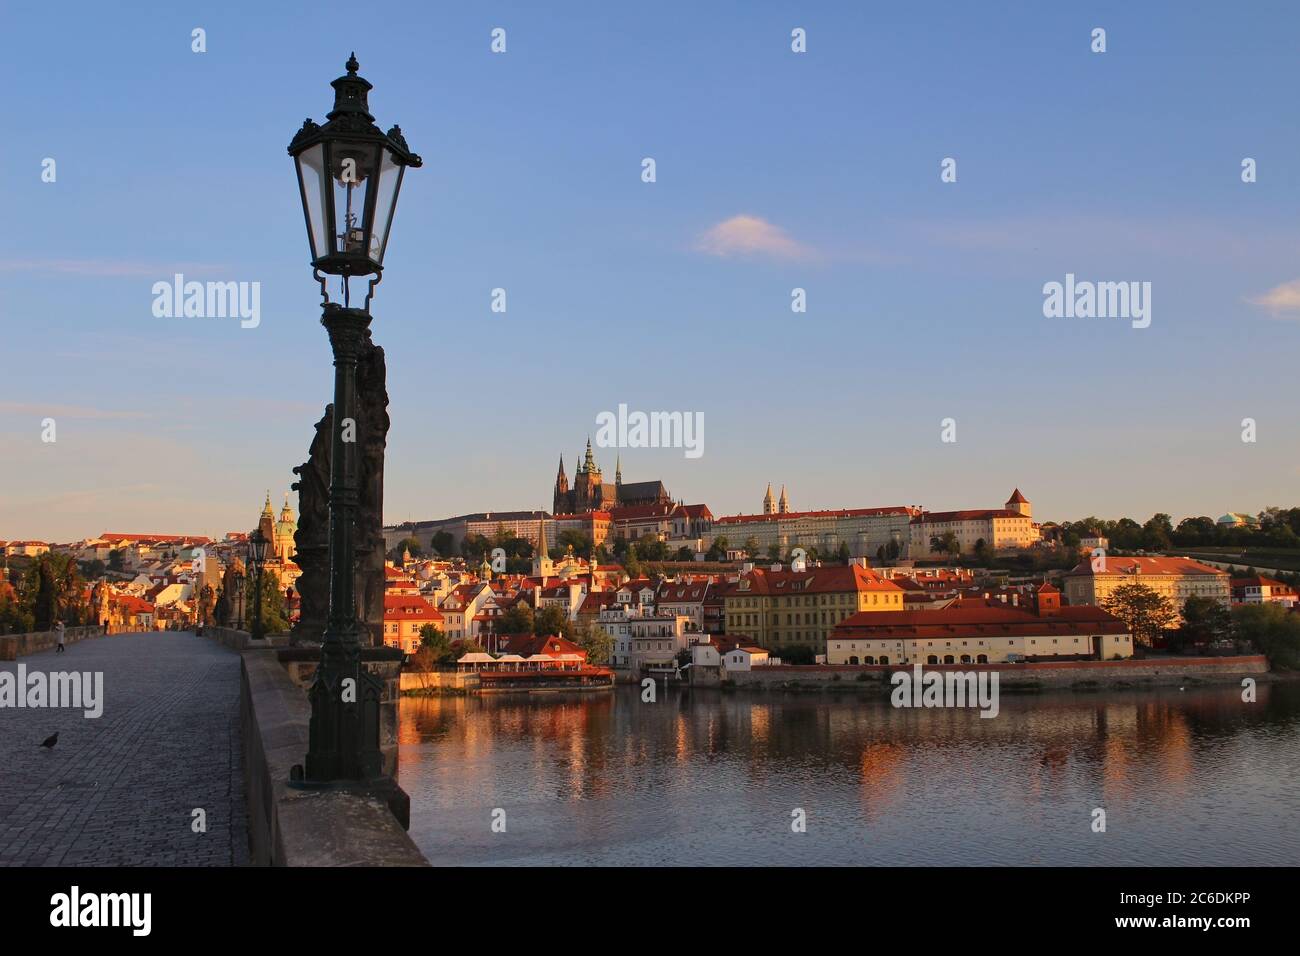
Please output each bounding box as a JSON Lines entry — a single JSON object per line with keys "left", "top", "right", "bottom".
{"left": 288, "top": 54, "right": 420, "bottom": 784}
{"left": 248, "top": 528, "right": 269, "bottom": 640}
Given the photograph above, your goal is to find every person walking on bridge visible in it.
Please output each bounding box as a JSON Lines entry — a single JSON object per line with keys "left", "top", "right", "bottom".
{"left": 55, "top": 619, "right": 66, "bottom": 653}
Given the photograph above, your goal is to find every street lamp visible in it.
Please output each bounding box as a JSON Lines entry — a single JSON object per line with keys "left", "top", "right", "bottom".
{"left": 248, "top": 528, "right": 268, "bottom": 640}
{"left": 288, "top": 54, "right": 420, "bottom": 784}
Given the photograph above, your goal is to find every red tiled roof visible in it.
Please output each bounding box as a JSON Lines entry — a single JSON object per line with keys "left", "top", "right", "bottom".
{"left": 912, "top": 510, "right": 1025, "bottom": 523}
{"left": 383, "top": 595, "right": 442, "bottom": 621}
{"left": 608, "top": 503, "right": 675, "bottom": 521}
{"left": 731, "top": 564, "right": 902, "bottom": 596}
{"left": 715, "top": 506, "right": 916, "bottom": 526}
{"left": 1066, "top": 556, "right": 1228, "bottom": 577}
{"left": 495, "top": 633, "right": 587, "bottom": 659}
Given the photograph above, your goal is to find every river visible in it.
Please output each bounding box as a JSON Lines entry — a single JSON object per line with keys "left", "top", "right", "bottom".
{"left": 397, "top": 681, "right": 1300, "bottom": 866}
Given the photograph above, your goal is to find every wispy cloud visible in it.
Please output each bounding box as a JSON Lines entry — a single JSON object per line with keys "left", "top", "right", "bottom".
{"left": 0, "top": 402, "right": 154, "bottom": 420}
{"left": 907, "top": 215, "right": 1300, "bottom": 266}
{"left": 0, "top": 259, "right": 229, "bottom": 278}
{"left": 694, "top": 215, "right": 815, "bottom": 261}
{"left": 1246, "top": 279, "right": 1300, "bottom": 317}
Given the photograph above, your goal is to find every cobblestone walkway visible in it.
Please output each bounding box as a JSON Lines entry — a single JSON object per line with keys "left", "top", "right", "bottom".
{"left": 0, "top": 631, "right": 248, "bottom": 866}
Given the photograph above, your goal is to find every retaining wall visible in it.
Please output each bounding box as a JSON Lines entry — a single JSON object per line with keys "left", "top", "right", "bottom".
{"left": 399, "top": 670, "right": 480, "bottom": 694}
{"left": 726, "top": 655, "right": 1271, "bottom": 689}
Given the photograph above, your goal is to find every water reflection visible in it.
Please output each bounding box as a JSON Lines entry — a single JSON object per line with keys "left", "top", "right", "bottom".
{"left": 398, "top": 682, "right": 1300, "bottom": 866}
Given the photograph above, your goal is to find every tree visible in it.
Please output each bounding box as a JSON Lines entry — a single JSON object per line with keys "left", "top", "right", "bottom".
{"left": 744, "top": 536, "right": 760, "bottom": 559}
{"left": 495, "top": 603, "right": 534, "bottom": 635}
{"left": 108, "top": 549, "right": 125, "bottom": 573}
{"left": 571, "top": 620, "right": 612, "bottom": 665}
{"left": 674, "top": 546, "right": 694, "bottom": 561}
{"left": 533, "top": 605, "right": 569, "bottom": 637}
{"left": 255, "top": 571, "right": 290, "bottom": 634}
{"left": 1141, "top": 513, "right": 1173, "bottom": 552}
{"left": 780, "top": 644, "right": 816, "bottom": 665}
{"left": 705, "top": 536, "right": 729, "bottom": 562}
{"left": 1232, "top": 603, "right": 1300, "bottom": 669}
{"left": 23, "top": 553, "right": 87, "bottom": 629}
{"left": 409, "top": 646, "right": 441, "bottom": 690}
{"left": 1175, "top": 596, "right": 1232, "bottom": 651}
{"left": 419, "top": 623, "right": 448, "bottom": 651}
{"left": 766, "top": 544, "right": 782, "bottom": 562}
{"left": 429, "top": 531, "right": 454, "bottom": 558}
{"left": 556, "top": 530, "right": 593, "bottom": 555}
{"left": 634, "top": 537, "right": 668, "bottom": 562}
{"left": 0, "top": 587, "right": 34, "bottom": 634}
{"left": 836, "top": 542, "right": 852, "bottom": 565}
{"left": 625, "top": 550, "right": 642, "bottom": 579}
{"left": 416, "top": 624, "right": 463, "bottom": 665}
{"left": 389, "top": 536, "right": 422, "bottom": 561}
{"left": 930, "top": 533, "right": 959, "bottom": 560}
{"left": 1101, "top": 583, "right": 1175, "bottom": 648}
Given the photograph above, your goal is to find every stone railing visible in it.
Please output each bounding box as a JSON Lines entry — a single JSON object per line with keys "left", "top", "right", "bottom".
{"left": 0, "top": 625, "right": 105, "bottom": 661}
{"left": 240, "top": 648, "right": 427, "bottom": 866}
{"left": 201, "top": 627, "right": 426, "bottom": 865}
{"left": 203, "top": 626, "right": 291, "bottom": 652}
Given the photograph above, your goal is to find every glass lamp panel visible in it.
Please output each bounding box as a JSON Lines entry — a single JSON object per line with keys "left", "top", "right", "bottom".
{"left": 329, "top": 142, "right": 380, "bottom": 260}
{"left": 371, "top": 149, "right": 405, "bottom": 265}
{"left": 295, "top": 144, "right": 329, "bottom": 261}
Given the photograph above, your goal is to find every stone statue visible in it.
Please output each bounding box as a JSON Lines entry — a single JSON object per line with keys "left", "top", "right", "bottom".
{"left": 292, "top": 332, "right": 389, "bottom": 647}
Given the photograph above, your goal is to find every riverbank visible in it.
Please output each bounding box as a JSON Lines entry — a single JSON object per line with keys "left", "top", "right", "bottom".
{"left": 717, "top": 655, "right": 1272, "bottom": 694}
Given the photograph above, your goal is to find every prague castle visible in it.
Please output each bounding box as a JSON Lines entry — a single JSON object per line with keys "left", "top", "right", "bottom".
{"left": 552, "top": 439, "right": 672, "bottom": 515}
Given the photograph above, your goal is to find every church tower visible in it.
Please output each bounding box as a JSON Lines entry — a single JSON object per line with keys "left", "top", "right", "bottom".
{"left": 275, "top": 494, "right": 298, "bottom": 561}
{"left": 1006, "top": 488, "right": 1031, "bottom": 519}
{"left": 763, "top": 483, "right": 775, "bottom": 515}
{"left": 553, "top": 454, "right": 569, "bottom": 515}
{"left": 779, "top": 485, "right": 790, "bottom": 514}
{"left": 257, "top": 492, "right": 277, "bottom": 552}
{"left": 576, "top": 437, "right": 602, "bottom": 511}
{"left": 531, "top": 517, "right": 554, "bottom": 579}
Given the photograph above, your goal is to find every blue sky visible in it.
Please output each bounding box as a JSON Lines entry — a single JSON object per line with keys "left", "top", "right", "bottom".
{"left": 3, "top": 1, "right": 1299, "bottom": 541}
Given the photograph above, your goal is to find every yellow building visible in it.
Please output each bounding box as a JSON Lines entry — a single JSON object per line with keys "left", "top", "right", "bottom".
{"left": 827, "top": 593, "right": 1133, "bottom": 665}
{"left": 721, "top": 562, "right": 906, "bottom": 655}
{"left": 1062, "top": 555, "right": 1230, "bottom": 624}
{"left": 909, "top": 489, "right": 1040, "bottom": 555}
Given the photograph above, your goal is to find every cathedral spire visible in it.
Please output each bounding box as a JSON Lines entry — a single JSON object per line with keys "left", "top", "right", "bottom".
{"left": 763, "top": 483, "right": 775, "bottom": 515}
{"left": 584, "top": 436, "right": 596, "bottom": 473}
{"left": 779, "top": 484, "right": 790, "bottom": 514}
{"left": 615, "top": 454, "right": 622, "bottom": 485}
